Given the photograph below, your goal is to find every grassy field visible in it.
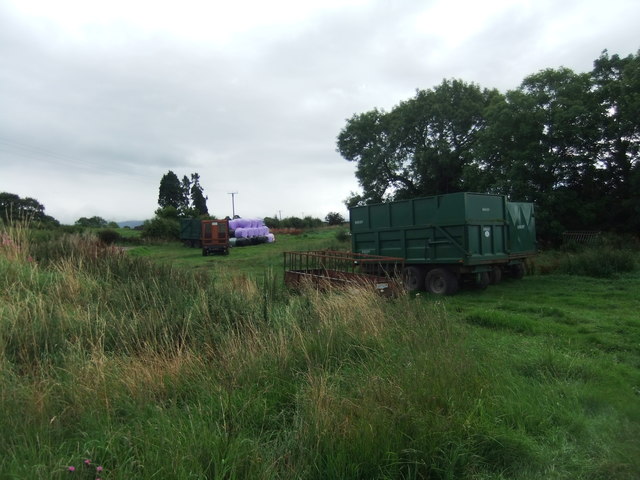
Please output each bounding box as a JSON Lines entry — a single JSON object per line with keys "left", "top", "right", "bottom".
{"left": 1, "top": 226, "right": 639, "bottom": 479}
{"left": 127, "top": 227, "right": 350, "bottom": 278}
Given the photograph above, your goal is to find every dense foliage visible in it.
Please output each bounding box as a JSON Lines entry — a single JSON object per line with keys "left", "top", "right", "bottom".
{"left": 158, "top": 170, "right": 183, "bottom": 209}
{"left": 149, "top": 172, "right": 211, "bottom": 239}
{"left": 74, "top": 216, "right": 118, "bottom": 228}
{"left": 324, "top": 212, "right": 346, "bottom": 225}
{"left": 263, "top": 215, "right": 324, "bottom": 229}
{"left": 97, "top": 228, "right": 121, "bottom": 245}
{"left": 158, "top": 170, "right": 209, "bottom": 217}
{"left": 189, "top": 173, "right": 209, "bottom": 216}
{"left": 338, "top": 50, "right": 640, "bottom": 241}
{"left": 0, "top": 192, "right": 59, "bottom": 227}
{"left": 141, "top": 208, "right": 180, "bottom": 240}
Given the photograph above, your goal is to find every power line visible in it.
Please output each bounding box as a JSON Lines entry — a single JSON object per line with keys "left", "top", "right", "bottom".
{"left": 0, "top": 136, "right": 148, "bottom": 178}
{"left": 0, "top": 136, "right": 96, "bottom": 169}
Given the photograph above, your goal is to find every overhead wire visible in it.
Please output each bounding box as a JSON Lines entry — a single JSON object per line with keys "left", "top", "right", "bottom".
{"left": 0, "top": 136, "right": 150, "bottom": 179}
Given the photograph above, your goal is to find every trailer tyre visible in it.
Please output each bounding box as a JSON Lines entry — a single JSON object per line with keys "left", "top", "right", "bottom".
{"left": 510, "top": 263, "right": 525, "bottom": 279}
{"left": 489, "top": 266, "right": 502, "bottom": 285}
{"left": 403, "top": 266, "right": 425, "bottom": 291}
{"left": 426, "top": 268, "right": 459, "bottom": 295}
{"left": 475, "top": 271, "right": 490, "bottom": 290}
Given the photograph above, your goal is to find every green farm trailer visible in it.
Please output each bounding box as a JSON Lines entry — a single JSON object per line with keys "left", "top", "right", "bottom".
{"left": 179, "top": 218, "right": 202, "bottom": 248}
{"left": 349, "top": 192, "right": 536, "bottom": 295}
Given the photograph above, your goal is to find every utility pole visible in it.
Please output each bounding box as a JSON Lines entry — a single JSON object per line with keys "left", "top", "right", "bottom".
{"left": 228, "top": 192, "right": 238, "bottom": 218}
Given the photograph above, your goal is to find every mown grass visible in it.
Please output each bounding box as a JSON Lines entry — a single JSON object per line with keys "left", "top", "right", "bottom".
{"left": 1, "top": 225, "right": 639, "bottom": 479}
{"left": 449, "top": 273, "right": 640, "bottom": 478}
{"left": 128, "top": 227, "right": 349, "bottom": 278}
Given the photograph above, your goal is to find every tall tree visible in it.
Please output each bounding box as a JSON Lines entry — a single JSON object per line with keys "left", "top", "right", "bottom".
{"left": 75, "top": 216, "right": 108, "bottom": 228}
{"left": 0, "top": 192, "right": 58, "bottom": 226}
{"left": 325, "top": 212, "right": 345, "bottom": 225}
{"left": 190, "top": 173, "right": 208, "bottom": 215}
{"left": 591, "top": 50, "right": 640, "bottom": 231}
{"left": 338, "top": 51, "right": 640, "bottom": 240}
{"left": 337, "top": 79, "right": 499, "bottom": 205}
{"left": 158, "top": 171, "right": 183, "bottom": 209}
{"left": 476, "top": 67, "right": 600, "bottom": 239}
{"left": 180, "top": 175, "right": 192, "bottom": 214}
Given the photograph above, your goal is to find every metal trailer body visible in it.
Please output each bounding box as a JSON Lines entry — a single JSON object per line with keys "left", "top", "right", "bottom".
{"left": 284, "top": 250, "right": 404, "bottom": 296}
{"left": 180, "top": 218, "right": 202, "bottom": 247}
{"left": 349, "top": 192, "right": 536, "bottom": 294}
{"left": 506, "top": 201, "right": 537, "bottom": 258}
{"left": 201, "top": 219, "right": 230, "bottom": 256}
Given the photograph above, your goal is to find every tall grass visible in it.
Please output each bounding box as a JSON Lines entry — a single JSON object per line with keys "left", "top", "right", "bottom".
{"left": 1, "top": 227, "right": 639, "bottom": 478}
{"left": 532, "top": 245, "right": 639, "bottom": 277}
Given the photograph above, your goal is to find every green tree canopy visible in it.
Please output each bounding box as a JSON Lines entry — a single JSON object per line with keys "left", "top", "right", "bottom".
{"left": 476, "top": 67, "right": 601, "bottom": 238}
{"left": 158, "top": 171, "right": 183, "bottom": 210}
{"left": 337, "top": 79, "right": 499, "bottom": 204}
{"left": 190, "top": 173, "right": 208, "bottom": 216}
{"left": 75, "top": 216, "right": 108, "bottom": 228}
{"left": 337, "top": 50, "right": 640, "bottom": 241}
{"left": 325, "top": 212, "right": 345, "bottom": 225}
{"left": 157, "top": 171, "right": 209, "bottom": 217}
{"left": 180, "top": 175, "right": 191, "bottom": 213}
{"left": 591, "top": 50, "right": 640, "bottom": 230}
{"left": 0, "top": 192, "right": 59, "bottom": 227}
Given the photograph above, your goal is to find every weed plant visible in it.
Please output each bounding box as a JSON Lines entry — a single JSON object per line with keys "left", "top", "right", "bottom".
{"left": 1, "top": 226, "right": 639, "bottom": 479}
{"left": 533, "top": 244, "right": 639, "bottom": 277}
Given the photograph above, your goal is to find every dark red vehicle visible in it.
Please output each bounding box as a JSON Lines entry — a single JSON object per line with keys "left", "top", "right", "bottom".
{"left": 201, "top": 219, "right": 230, "bottom": 256}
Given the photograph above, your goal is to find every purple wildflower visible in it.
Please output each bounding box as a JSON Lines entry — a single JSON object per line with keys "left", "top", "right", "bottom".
{"left": 68, "top": 465, "right": 75, "bottom": 472}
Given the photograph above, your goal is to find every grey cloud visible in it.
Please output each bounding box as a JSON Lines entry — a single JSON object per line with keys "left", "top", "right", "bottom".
{"left": 1, "top": 1, "right": 638, "bottom": 224}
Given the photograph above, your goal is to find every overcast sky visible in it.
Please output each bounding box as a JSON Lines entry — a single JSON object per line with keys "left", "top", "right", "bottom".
{"left": 1, "top": 0, "right": 638, "bottom": 224}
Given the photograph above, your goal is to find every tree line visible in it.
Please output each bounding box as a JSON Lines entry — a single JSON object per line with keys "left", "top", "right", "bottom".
{"left": 158, "top": 170, "right": 209, "bottom": 217}
{"left": 337, "top": 50, "right": 640, "bottom": 242}
{"left": 2, "top": 171, "right": 344, "bottom": 239}
{"left": 0, "top": 192, "right": 59, "bottom": 227}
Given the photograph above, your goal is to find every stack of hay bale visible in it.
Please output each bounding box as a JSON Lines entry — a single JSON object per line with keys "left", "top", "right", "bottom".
{"left": 228, "top": 218, "right": 276, "bottom": 247}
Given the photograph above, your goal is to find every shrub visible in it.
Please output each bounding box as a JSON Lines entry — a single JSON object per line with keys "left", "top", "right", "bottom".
{"left": 325, "top": 212, "right": 345, "bottom": 225}
{"left": 555, "top": 247, "right": 637, "bottom": 277}
{"left": 335, "top": 228, "right": 350, "bottom": 242}
{"left": 97, "top": 228, "right": 121, "bottom": 245}
{"left": 141, "top": 217, "right": 180, "bottom": 240}
{"left": 263, "top": 216, "right": 281, "bottom": 228}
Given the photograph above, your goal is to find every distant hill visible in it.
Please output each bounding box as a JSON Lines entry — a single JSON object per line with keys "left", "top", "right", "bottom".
{"left": 118, "top": 220, "right": 145, "bottom": 228}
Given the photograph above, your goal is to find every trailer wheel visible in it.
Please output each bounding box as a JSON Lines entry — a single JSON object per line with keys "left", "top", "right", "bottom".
{"left": 426, "top": 268, "right": 459, "bottom": 295}
{"left": 402, "top": 266, "right": 425, "bottom": 291}
{"left": 510, "top": 263, "right": 525, "bottom": 279}
{"left": 474, "top": 271, "right": 490, "bottom": 290}
{"left": 489, "top": 266, "right": 502, "bottom": 284}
